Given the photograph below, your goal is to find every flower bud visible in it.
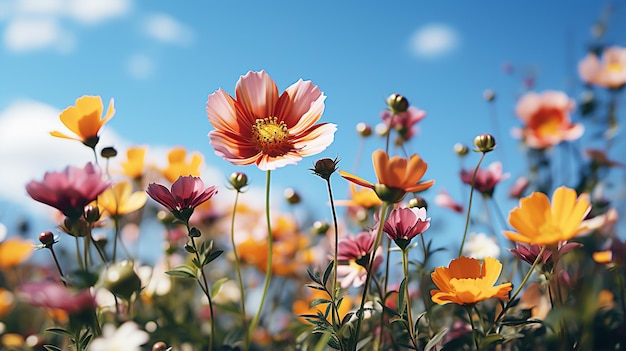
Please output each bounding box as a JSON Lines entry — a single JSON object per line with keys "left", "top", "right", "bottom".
{"left": 310, "top": 157, "right": 339, "bottom": 181}
{"left": 386, "top": 93, "right": 409, "bottom": 113}
{"left": 375, "top": 123, "right": 389, "bottom": 137}
{"left": 229, "top": 172, "right": 249, "bottom": 192}
{"left": 189, "top": 227, "right": 201, "bottom": 238}
{"left": 408, "top": 197, "right": 428, "bottom": 211}
{"left": 284, "top": 188, "right": 301, "bottom": 205}
{"left": 102, "top": 260, "right": 141, "bottom": 301}
{"left": 84, "top": 205, "right": 101, "bottom": 223}
{"left": 474, "top": 134, "right": 497, "bottom": 153}
{"left": 454, "top": 143, "right": 469, "bottom": 157}
{"left": 312, "top": 220, "right": 330, "bottom": 235}
{"left": 483, "top": 89, "right": 496, "bottom": 102}
{"left": 356, "top": 122, "right": 372, "bottom": 137}
{"left": 39, "top": 231, "right": 55, "bottom": 248}
{"left": 152, "top": 342, "right": 169, "bottom": 351}
{"left": 100, "top": 147, "right": 118, "bottom": 159}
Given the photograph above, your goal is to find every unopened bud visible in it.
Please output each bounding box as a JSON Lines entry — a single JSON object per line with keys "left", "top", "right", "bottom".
{"left": 474, "top": 134, "right": 497, "bottom": 153}
{"left": 39, "top": 231, "right": 55, "bottom": 247}
{"left": 284, "top": 188, "right": 301, "bottom": 205}
{"left": 312, "top": 221, "right": 330, "bottom": 235}
{"left": 189, "top": 227, "right": 201, "bottom": 238}
{"left": 84, "top": 205, "right": 101, "bottom": 223}
{"left": 386, "top": 93, "right": 409, "bottom": 113}
{"left": 483, "top": 89, "right": 496, "bottom": 102}
{"left": 454, "top": 143, "right": 469, "bottom": 157}
{"left": 152, "top": 342, "right": 169, "bottom": 351}
{"left": 356, "top": 122, "right": 372, "bottom": 137}
{"left": 100, "top": 147, "right": 118, "bottom": 159}
{"left": 229, "top": 172, "right": 249, "bottom": 192}
{"left": 311, "top": 157, "right": 339, "bottom": 181}
{"left": 408, "top": 197, "right": 428, "bottom": 211}
{"left": 102, "top": 260, "right": 141, "bottom": 301}
{"left": 375, "top": 123, "right": 389, "bottom": 137}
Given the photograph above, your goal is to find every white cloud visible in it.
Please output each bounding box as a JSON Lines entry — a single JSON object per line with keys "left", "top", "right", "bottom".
{"left": 15, "top": 0, "right": 64, "bottom": 15}
{"left": 409, "top": 23, "right": 459, "bottom": 58}
{"left": 142, "top": 13, "right": 193, "bottom": 47}
{"left": 67, "top": 0, "right": 131, "bottom": 25}
{"left": 4, "top": 17, "right": 75, "bottom": 52}
{"left": 126, "top": 53, "right": 155, "bottom": 80}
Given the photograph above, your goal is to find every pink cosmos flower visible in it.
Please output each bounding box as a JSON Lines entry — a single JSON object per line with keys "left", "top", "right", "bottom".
{"left": 25, "top": 163, "right": 111, "bottom": 220}
{"left": 383, "top": 207, "right": 430, "bottom": 250}
{"left": 510, "top": 241, "right": 581, "bottom": 266}
{"left": 513, "top": 91, "right": 583, "bottom": 149}
{"left": 380, "top": 106, "right": 426, "bottom": 142}
{"left": 206, "top": 70, "right": 337, "bottom": 171}
{"left": 578, "top": 46, "right": 626, "bottom": 89}
{"left": 508, "top": 176, "right": 530, "bottom": 199}
{"left": 146, "top": 175, "right": 218, "bottom": 223}
{"left": 18, "top": 281, "right": 96, "bottom": 314}
{"left": 460, "top": 161, "right": 510, "bottom": 197}
{"left": 434, "top": 188, "right": 463, "bottom": 213}
{"left": 336, "top": 231, "right": 383, "bottom": 289}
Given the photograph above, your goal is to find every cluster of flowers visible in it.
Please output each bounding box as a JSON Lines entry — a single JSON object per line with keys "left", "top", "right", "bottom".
{"left": 0, "top": 42, "right": 625, "bottom": 351}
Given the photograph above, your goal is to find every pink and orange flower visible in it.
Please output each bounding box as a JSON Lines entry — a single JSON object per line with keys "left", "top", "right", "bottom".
{"left": 206, "top": 70, "right": 337, "bottom": 170}
{"left": 578, "top": 46, "right": 626, "bottom": 89}
{"left": 460, "top": 161, "right": 510, "bottom": 197}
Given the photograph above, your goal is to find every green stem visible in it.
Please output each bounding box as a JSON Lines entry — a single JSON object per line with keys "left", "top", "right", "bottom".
{"left": 189, "top": 232, "right": 214, "bottom": 351}
{"left": 248, "top": 170, "right": 273, "bottom": 345}
{"left": 466, "top": 305, "right": 479, "bottom": 351}
{"left": 353, "top": 202, "right": 390, "bottom": 350}
{"left": 48, "top": 247, "right": 68, "bottom": 287}
{"left": 458, "top": 152, "right": 486, "bottom": 257}
{"left": 75, "top": 235, "right": 84, "bottom": 270}
{"left": 324, "top": 178, "right": 342, "bottom": 326}
{"left": 402, "top": 249, "right": 418, "bottom": 349}
{"left": 230, "top": 190, "right": 250, "bottom": 350}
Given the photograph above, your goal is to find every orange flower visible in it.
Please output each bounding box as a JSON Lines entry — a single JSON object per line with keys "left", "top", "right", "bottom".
{"left": 120, "top": 146, "right": 148, "bottom": 179}
{"left": 206, "top": 70, "right": 337, "bottom": 171}
{"left": 335, "top": 184, "right": 382, "bottom": 209}
{"left": 50, "top": 96, "right": 115, "bottom": 148}
{"left": 339, "top": 149, "right": 434, "bottom": 203}
{"left": 160, "top": 147, "right": 203, "bottom": 183}
{"left": 292, "top": 288, "right": 353, "bottom": 324}
{"left": 503, "top": 186, "right": 591, "bottom": 246}
{"left": 431, "top": 256, "right": 512, "bottom": 305}
{"left": 0, "top": 237, "right": 34, "bottom": 268}
{"left": 0, "top": 288, "right": 15, "bottom": 318}
{"left": 513, "top": 91, "right": 583, "bottom": 149}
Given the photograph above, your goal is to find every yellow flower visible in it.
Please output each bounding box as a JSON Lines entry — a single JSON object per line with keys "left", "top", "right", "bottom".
{"left": 292, "top": 288, "right": 354, "bottom": 324}
{"left": 335, "top": 184, "right": 382, "bottom": 209}
{"left": 120, "top": 146, "right": 148, "bottom": 179}
{"left": 431, "top": 256, "right": 512, "bottom": 305}
{"left": 50, "top": 96, "right": 115, "bottom": 148}
{"left": 0, "top": 237, "right": 34, "bottom": 268}
{"left": 161, "top": 147, "right": 203, "bottom": 183}
{"left": 339, "top": 149, "right": 434, "bottom": 203}
{"left": 98, "top": 181, "right": 147, "bottom": 217}
{"left": 0, "top": 288, "right": 15, "bottom": 318}
{"left": 503, "top": 186, "right": 591, "bottom": 246}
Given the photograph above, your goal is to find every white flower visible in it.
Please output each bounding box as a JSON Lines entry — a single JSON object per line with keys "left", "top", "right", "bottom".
{"left": 462, "top": 232, "right": 500, "bottom": 259}
{"left": 88, "top": 321, "right": 149, "bottom": 351}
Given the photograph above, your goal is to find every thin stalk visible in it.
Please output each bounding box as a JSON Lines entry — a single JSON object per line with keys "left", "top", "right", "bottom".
{"left": 458, "top": 152, "right": 486, "bottom": 257}
{"left": 248, "top": 170, "right": 274, "bottom": 344}
{"left": 188, "top": 232, "right": 215, "bottom": 351}
{"left": 75, "top": 236, "right": 84, "bottom": 270}
{"left": 230, "top": 190, "right": 249, "bottom": 349}
{"left": 48, "top": 246, "right": 68, "bottom": 287}
{"left": 466, "top": 305, "right": 480, "bottom": 351}
{"left": 353, "top": 202, "right": 390, "bottom": 350}
{"left": 324, "top": 177, "right": 342, "bottom": 326}
{"left": 402, "top": 249, "right": 418, "bottom": 349}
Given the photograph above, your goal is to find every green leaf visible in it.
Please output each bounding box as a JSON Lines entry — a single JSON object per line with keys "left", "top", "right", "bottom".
{"left": 479, "top": 333, "right": 503, "bottom": 350}
{"left": 202, "top": 249, "right": 224, "bottom": 266}
{"left": 310, "top": 298, "right": 332, "bottom": 307}
{"left": 44, "top": 345, "right": 64, "bottom": 351}
{"left": 211, "top": 277, "right": 229, "bottom": 296}
{"left": 398, "top": 277, "right": 407, "bottom": 314}
{"left": 45, "top": 327, "right": 73, "bottom": 338}
{"left": 424, "top": 327, "right": 448, "bottom": 351}
{"left": 165, "top": 264, "right": 197, "bottom": 279}
{"left": 322, "top": 260, "right": 334, "bottom": 286}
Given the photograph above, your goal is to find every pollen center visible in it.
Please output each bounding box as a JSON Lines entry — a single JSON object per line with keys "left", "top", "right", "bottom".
{"left": 251, "top": 117, "right": 291, "bottom": 157}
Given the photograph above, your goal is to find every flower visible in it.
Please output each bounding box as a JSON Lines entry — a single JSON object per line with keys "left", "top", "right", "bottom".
{"left": 510, "top": 241, "right": 581, "bottom": 266}
{"left": 434, "top": 188, "right": 464, "bottom": 213}
{"left": 430, "top": 256, "right": 512, "bottom": 305}
{"left": 336, "top": 231, "right": 383, "bottom": 289}
{"left": 460, "top": 161, "right": 510, "bottom": 197}
{"left": 509, "top": 176, "right": 530, "bottom": 198}
{"left": 513, "top": 91, "right": 583, "bottom": 149}
{"left": 160, "top": 147, "right": 203, "bottom": 183}
{"left": 335, "top": 184, "right": 382, "bottom": 209}
{"left": 383, "top": 207, "right": 430, "bottom": 250}
{"left": 462, "top": 233, "right": 501, "bottom": 260}
{"left": 0, "top": 237, "right": 34, "bottom": 268}
{"left": 593, "top": 239, "right": 626, "bottom": 265}
{"left": 120, "top": 146, "right": 148, "bottom": 180}
{"left": 206, "top": 70, "right": 337, "bottom": 171}
{"left": 292, "top": 287, "right": 354, "bottom": 324}
{"left": 26, "top": 163, "right": 111, "bottom": 220}
{"left": 146, "top": 175, "right": 218, "bottom": 223}
{"left": 339, "top": 149, "right": 434, "bottom": 203}
{"left": 50, "top": 95, "right": 115, "bottom": 148}
{"left": 88, "top": 321, "right": 149, "bottom": 351}
{"left": 0, "top": 288, "right": 14, "bottom": 318}
{"left": 98, "top": 181, "right": 147, "bottom": 217}
{"left": 380, "top": 106, "right": 426, "bottom": 142}
{"left": 18, "top": 281, "right": 96, "bottom": 314}
{"left": 503, "top": 186, "right": 591, "bottom": 246}
{"left": 578, "top": 46, "right": 626, "bottom": 89}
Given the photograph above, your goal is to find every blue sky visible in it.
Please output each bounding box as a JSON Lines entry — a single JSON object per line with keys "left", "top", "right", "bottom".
{"left": 1, "top": 1, "right": 624, "bottom": 259}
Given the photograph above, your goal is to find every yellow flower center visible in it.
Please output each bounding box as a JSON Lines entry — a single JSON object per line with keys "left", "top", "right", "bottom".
{"left": 536, "top": 114, "right": 561, "bottom": 137}
{"left": 607, "top": 62, "right": 624, "bottom": 73}
{"left": 251, "top": 117, "right": 291, "bottom": 157}
{"left": 539, "top": 222, "right": 563, "bottom": 241}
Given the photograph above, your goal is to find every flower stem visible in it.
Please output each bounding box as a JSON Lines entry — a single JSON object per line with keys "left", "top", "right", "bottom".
{"left": 465, "top": 305, "right": 479, "bottom": 351}
{"left": 48, "top": 246, "right": 68, "bottom": 287}
{"left": 324, "top": 177, "right": 342, "bottom": 326}
{"left": 458, "top": 152, "right": 486, "bottom": 257}
{"left": 402, "top": 249, "right": 418, "bottom": 349}
{"left": 353, "top": 202, "right": 389, "bottom": 350}
{"left": 230, "top": 190, "right": 250, "bottom": 349}
{"left": 249, "top": 170, "right": 273, "bottom": 345}
{"left": 188, "top": 232, "right": 214, "bottom": 351}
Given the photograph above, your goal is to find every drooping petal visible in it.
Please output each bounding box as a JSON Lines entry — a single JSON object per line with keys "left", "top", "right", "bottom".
{"left": 339, "top": 170, "right": 374, "bottom": 189}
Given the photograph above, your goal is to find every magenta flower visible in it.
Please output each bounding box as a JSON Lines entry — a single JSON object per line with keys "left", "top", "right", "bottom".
{"left": 25, "top": 163, "right": 111, "bottom": 220}
{"left": 434, "top": 188, "right": 464, "bottom": 214}
{"left": 146, "top": 175, "right": 218, "bottom": 223}
{"left": 18, "top": 281, "right": 96, "bottom": 314}
{"left": 510, "top": 241, "right": 582, "bottom": 266}
{"left": 336, "top": 231, "right": 382, "bottom": 289}
{"left": 460, "top": 161, "right": 510, "bottom": 197}
{"left": 508, "top": 176, "right": 530, "bottom": 199}
{"left": 381, "top": 106, "right": 426, "bottom": 142}
{"left": 383, "top": 207, "right": 430, "bottom": 250}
